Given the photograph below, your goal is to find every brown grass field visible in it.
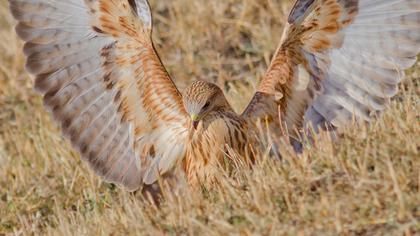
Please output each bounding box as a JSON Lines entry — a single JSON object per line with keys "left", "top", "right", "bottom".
{"left": 0, "top": 0, "right": 419, "bottom": 235}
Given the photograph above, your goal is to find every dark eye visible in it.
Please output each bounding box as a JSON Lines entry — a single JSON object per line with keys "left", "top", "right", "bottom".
{"left": 203, "top": 101, "right": 210, "bottom": 109}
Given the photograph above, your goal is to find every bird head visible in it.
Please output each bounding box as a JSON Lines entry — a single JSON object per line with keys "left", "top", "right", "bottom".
{"left": 183, "top": 81, "right": 230, "bottom": 130}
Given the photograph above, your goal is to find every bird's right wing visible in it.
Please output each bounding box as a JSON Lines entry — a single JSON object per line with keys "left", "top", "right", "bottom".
{"left": 10, "top": 0, "right": 189, "bottom": 190}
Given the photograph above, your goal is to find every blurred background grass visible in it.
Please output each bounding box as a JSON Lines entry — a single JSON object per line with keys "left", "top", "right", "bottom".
{"left": 0, "top": 0, "right": 419, "bottom": 235}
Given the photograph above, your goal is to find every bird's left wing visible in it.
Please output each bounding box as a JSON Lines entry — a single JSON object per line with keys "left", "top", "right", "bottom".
{"left": 243, "top": 0, "right": 420, "bottom": 150}
{"left": 10, "top": 0, "right": 189, "bottom": 190}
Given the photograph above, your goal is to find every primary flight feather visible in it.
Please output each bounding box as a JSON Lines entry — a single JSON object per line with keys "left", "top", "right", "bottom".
{"left": 9, "top": 0, "right": 420, "bottom": 191}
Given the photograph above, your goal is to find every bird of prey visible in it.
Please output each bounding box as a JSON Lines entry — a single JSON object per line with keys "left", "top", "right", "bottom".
{"left": 9, "top": 0, "right": 420, "bottom": 191}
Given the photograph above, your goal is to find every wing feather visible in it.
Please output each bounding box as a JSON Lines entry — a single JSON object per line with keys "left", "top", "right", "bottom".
{"left": 10, "top": 0, "right": 188, "bottom": 190}
{"left": 244, "top": 0, "right": 420, "bottom": 151}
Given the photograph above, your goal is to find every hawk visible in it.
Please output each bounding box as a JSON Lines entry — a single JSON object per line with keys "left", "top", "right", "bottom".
{"left": 9, "top": 0, "right": 420, "bottom": 191}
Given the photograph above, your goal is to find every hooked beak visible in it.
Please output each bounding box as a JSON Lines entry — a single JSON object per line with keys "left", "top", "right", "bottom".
{"left": 191, "top": 114, "right": 199, "bottom": 130}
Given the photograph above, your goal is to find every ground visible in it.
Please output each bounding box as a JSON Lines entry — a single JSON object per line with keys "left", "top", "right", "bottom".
{"left": 0, "top": 0, "right": 419, "bottom": 235}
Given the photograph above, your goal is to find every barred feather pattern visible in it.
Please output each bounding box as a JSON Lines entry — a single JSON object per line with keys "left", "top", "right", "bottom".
{"left": 9, "top": 0, "right": 420, "bottom": 189}
{"left": 244, "top": 0, "right": 420, "bottom": 151}
{"left": 184, "top": 111, "right": 252, "bottom": 185}
{"left": 10, "top": 0, "right": 189, "bottom": 191}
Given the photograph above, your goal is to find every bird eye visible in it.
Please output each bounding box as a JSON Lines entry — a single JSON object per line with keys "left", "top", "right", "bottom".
{"left": 203, "top": 101, "right": 210, "bottom": 109}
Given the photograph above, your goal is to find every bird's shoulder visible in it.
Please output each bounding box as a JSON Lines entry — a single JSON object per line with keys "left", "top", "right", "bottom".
{"left": 193, "top": 110, "right": 247, "bottom": 139}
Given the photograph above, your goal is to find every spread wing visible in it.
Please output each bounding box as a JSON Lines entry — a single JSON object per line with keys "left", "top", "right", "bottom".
{"left": 10, "top": 0, "right": 189, "bottom": 190}
{"left": 243, "top": 0, "right": 420, "bottom": 150}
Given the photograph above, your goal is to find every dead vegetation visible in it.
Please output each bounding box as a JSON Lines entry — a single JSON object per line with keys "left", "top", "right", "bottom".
{"left": 0, "top": 0, "right": 419, "bottom": 235}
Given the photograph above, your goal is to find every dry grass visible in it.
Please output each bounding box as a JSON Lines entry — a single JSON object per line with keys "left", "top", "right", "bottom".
{"left": 0, "top": 0, "right": 419, "bottom": 235}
